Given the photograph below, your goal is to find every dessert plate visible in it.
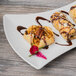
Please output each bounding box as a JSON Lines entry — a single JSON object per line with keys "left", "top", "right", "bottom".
{"left": 3, "top": 1, "right": 76, "bottom": 69}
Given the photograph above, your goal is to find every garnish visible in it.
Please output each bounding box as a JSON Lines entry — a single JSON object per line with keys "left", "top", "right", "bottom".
{"left": 29, "top": 45, "right": 47, "bottom": 60}
{"left": 29, "top": 45, "right": 39, "bottom": 55}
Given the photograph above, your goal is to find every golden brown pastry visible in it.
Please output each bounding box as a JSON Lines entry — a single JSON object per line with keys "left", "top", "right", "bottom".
{"left": 17, "top": 25, "right": 55, "bottom": 48}
{"left": 69, "top": 5, "right": 76, "bottom": 23}
{"left": 50, "top": 12, "right": 76, "bottom": 45}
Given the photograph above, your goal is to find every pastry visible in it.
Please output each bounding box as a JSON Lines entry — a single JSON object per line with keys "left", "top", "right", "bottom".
{"left": 50, "top": 12, "right": 76, "bottom": 45}
{"left": 69, "top": 5, "right": 76, "bottom": 23}
{"left": 17, "top": 25, "right": 55, "bottom": 48}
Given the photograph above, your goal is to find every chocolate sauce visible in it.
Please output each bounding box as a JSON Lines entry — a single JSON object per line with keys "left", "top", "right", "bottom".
{"left": 43, "top": 35, "right": 47, "bottom": 45}
{"left": 55, "top": 32, "right": 72, "bottom": 46}
{"left": 55, "top": 41, "right": 72, "bottom": 46}
{"left": 61, "top": 10, "right": 69, "bottom": 15}
{"left": 53, "top": 32, "right": 59, "bottom": 37}
{"left": 25, "top": 30, "right": 28, "bottom": 35}
{"left": 51, "top": 16, "right": 67, "bottom": 23}
{"left": 70, "top": 6, "right": 76, "bottom": 10}
{"left": 59, "top": 18, "right": 74, "bottom": 28}
{"left": 51, "top": 18, "right": 59, "bottom": 23}
{"left": 35, "top": 27, "right": 44, "bottom": 39}
{"left": 36, "top": 16, "right": 51, "bottom": 26}
{"left": 59, "top": 27, "right": 70, "bottom": 32}
{"left": 72, "top": 24, "right": 75, "bottom": 26}
{"left": 43, "top": 45, "right": 49, "bottom": 49}
{"left": 67, "top": 38, "right": 72, "bottom": 45}
{"left": 17, "top": 26, "right": 27, "bottom": 35}
{"left": 56, "top": 30, "right": 72, "bottom": 46}
{"left": 36, "top": 16, "right": 59, "bottom": 37}
{"left": 60, "top": 31, "right": 68, "bottom": 34}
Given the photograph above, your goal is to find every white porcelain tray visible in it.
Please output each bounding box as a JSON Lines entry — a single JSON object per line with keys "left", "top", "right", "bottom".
{"left": 3, "top": 1, "right": 76, "bottom": 69}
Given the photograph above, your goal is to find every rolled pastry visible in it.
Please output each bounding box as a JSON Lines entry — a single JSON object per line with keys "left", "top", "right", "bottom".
{"left": 23, "top": 25, "right": 55, "bottom": 48}
{"left": 50, "top": 12, "right": 76, "bottom": 42}
{"left": 69, "top": 5, "right": 76, "bottom": 23}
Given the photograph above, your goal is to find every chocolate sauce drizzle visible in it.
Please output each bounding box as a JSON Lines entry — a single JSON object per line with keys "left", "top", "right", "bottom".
{"left": 53, "top": 32, "right": 59, "bottom": 37}
{"left": 35, "top": 27, "right": 44, "bottom": 39}
{"left": 61, "top": 10, "right": 69, "bottom": 15}
{"left": 55, "top": 32, "right": 72, "bottom": 46}
{"left": 36, "top": 16, "right": 59, "bottom": 37}
{"left": 43, "top": 45, "right": 49, "bottom": 49}
{"left": 36, "top": 16, "right": 51, "bottom": 26}
{"left": 55, "top": 41, "right": 72, "bottom": 46}
{"left": 55, "top": 28, "right": 73, "bottom": 46}
{"left": 51, "top": 14, "right": 67, "bottom": 23}
{"left": 17, "top": 26, "right": 27, "bottom": 35}
{"left": 70, "top": 6, "right": 76, "bottom": 10}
